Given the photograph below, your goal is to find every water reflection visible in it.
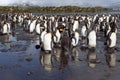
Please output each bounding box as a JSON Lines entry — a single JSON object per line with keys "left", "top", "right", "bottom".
{"left": 59, "top": 50, "right": 69, "bottom": 72}
{"left": 71, "top": 47, "right": 80, "bottom": 62}
{"left": 40, "top": 51, "right": 53, "bottom": 72}
{"left": 54, "top": 48, "right": 69, "bottom": 72}
{"left": 54, "top": 48, "right": 62, "bottom": 62}
{"left": 105, "top": 49, "right": 116, "bottom": 68}
{"left": 40, "top": 47, "right": 69, "bottom": 72}
{"left": 0, "top": 33, "right": 17, "bottom": 49}
{"left": 81, "top": 37, "right": 87, "bottom": 48}
{"left": 10, "top": 31, "right": 17, "bottom": 42}
{"left": 54, "top": 47, "right": 69, "bottom": 72}
{"left": 2, "top": 34, "right": 9, "bottom": 44}
{"left": 0, "top": 32, "right": 16, "bottom": 45}
{"left": 87, "top": 49, "right": 97, "bottom": 68}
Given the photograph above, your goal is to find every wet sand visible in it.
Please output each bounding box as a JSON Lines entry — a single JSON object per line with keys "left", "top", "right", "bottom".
{"left": 0, "top": 16, "right": 120, "bottom": 80}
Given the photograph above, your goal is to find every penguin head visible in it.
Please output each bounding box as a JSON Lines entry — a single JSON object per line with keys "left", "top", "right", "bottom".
{"left": 58, "top": 25, "right": 65, "bottom": 33}
{"left": 4, "top": 21, "right": 7, "bottom": 24}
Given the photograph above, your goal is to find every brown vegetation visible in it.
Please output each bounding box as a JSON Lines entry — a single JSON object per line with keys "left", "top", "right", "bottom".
{"left": 0, "top": 6, "right": 110, "bottom": 13}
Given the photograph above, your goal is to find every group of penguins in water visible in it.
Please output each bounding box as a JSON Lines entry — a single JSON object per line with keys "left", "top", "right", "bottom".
{"left": 0, "top": 13, "right": 119, "bottom": 71}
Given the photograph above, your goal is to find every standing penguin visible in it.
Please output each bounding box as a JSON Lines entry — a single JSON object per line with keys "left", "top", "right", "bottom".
{"left": 72, "top": 19, "right": 79, "bottom": 31}
{"left": 42, "top": 32, "right": 53, "bottom": 53}
{"left": 40, "top": 28, "right": 47, "bottom": 43}
{"left": 71, "top": 31, "right": 80, "bottom": 47}
{"left": 35, "top": 20, "right": 41, "bottom": 35}
{"left": 87, "top": 27, "right": 97, "bottom": 49}
{"left": 106, "top": 21, "right": 117, "bottom": 49}
{"left": 53, "top": 28, "right": 61, "bottom": 47}
{"left": 29, "top": 19, "right": 37, "bottom": 33}
{"left": 35, "top": 28, "right": 47, "bottom": 49}
{"left": 106, "top": 31, "right": 117, "bottom": 49}
{"left": 61, "top": 29, "right": 71, "bottom": 51}
{"left": 81, "top": 25, "right": 87, "bottom": 47}
{"left": 1, "top": 21, "right": 10, "bottom": 35}
{"left": 7, "top": 23, "right": 11, "bottom": 34}
{"left": 81, "top": 25, "right": 87, "bottom": 38}
{"left": 11, "top": 14, "right": 17, "bottom": 33}
{"left": 42, "top": 19, "right": 54, "bottom": 54}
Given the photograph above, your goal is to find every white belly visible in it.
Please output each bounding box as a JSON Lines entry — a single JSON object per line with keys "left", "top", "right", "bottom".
{"left": 88, "top": 31, "right": 96, "bottom": 48}
{"left": 54, "top": 30, "right": 61, "bottom": 43}
{"left": 35, "top": 24, "right": 40, "bottom": 34}
{"left": 73, "top": 21, "right": 79, "bottom": 31}
{"left": 71, "top": 32, "right": 79, "bottom": 46}
{"left": 81, "top": 26, "right": 87, "bottom": 37}
{"left": 43, "top": 33, "right": 53, "bottom": 51}
{"left": 7, "top": 23, "right": 11, "bottom": 33}
{"left": 41, "top": 31, "right": 47, "bottom": 42}
{"left": 109, "top": 33, "right": 116, "bottom": 47}
{"left": 30, "top": 22, "right": 35, "bottom": 32}
{"left": 2, "top": 24, "right": 8, "bottom": 34}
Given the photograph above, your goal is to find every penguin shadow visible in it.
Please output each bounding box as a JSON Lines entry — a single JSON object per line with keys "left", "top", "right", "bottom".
{"left": 71, "top": 47, "right": 80, "bottom": 62}
{"left": 87, "top": 49, "right": 100, "bottom": 68}
{"left": 39, "top": 51, "right": 53, "bottom": 72}
{"left": 105, "top": 49, "right": 116, "bottom": 68}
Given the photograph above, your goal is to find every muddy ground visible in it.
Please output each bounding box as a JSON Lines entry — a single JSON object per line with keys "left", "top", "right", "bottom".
{"left": 0, "top": 16, "right": 120, "bottom": 80}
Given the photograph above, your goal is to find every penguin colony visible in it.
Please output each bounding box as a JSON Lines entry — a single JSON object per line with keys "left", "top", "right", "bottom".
{"left": 0, "top": 13, "right": 118, "bottom": 70}
{"left": 0, "top": 13, "right": 118, "bottom": 51}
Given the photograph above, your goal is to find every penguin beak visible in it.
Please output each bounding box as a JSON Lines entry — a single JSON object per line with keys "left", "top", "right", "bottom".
{"left": 60, "top": 29, "right": 63, "bottom": 31}
{"left": 59, "top": 29, "right": 63, "bottom": 33}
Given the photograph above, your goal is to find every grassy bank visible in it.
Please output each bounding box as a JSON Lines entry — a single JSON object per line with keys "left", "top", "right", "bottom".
{"left": 0, "top": 6, "right": 110, "bottom": 13}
